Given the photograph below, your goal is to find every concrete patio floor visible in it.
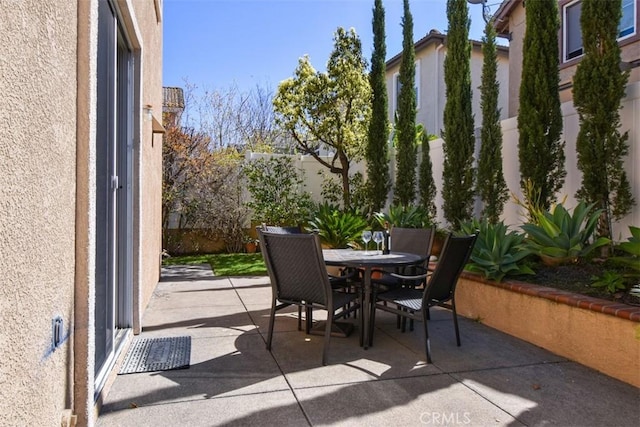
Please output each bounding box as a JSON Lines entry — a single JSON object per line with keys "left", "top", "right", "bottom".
{"left": 98, "top": 264, "right": 639, "bottom": 426}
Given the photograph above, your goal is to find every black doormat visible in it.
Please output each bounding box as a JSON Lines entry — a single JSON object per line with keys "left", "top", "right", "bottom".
{"left": 119, "top": 336, "right": 191, "bottom": 374}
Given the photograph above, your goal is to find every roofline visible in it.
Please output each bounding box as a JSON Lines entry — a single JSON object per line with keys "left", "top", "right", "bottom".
{"left": 385, "top": 30, "right": 509, "bottom": 69}
{"left": 493, "top": 0, "right": 522, "bottom": 38}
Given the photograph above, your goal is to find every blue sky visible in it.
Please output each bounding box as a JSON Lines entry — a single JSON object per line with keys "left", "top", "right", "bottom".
{"left": 163, "top": 0, "right": 495, "bottom": 93}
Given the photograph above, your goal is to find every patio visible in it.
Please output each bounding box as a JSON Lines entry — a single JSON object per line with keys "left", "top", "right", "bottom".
{"left": 98, "top": 264, "right": 639, "bottom": 426}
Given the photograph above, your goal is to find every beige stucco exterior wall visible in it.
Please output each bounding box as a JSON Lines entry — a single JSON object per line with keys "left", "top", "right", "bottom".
{"left": 132, "top": 0, "right": 164, "bottom": 331}
{"left": 0, "top": 1, "right": 162, "bottom": 426}
{"left": 500, "top": 0, "right": 639, "bottom": 115}
{"left": 386, "top": 38, "right": 509, "bottom": 138}
{"left": 0, "top": 1, "right": 78, "bottom": 425}
{"left": 499, "top": 2, "right": 525, "bottom": 117}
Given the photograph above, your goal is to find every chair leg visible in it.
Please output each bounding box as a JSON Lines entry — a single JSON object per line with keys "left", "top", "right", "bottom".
{"left": 267, "top": 299, "right": 277, "bottom": 351}
{"left": 422, "top": 308, "right": 432, "bottom": 363}
{"left": 323, "top": 308, "right": 332, "bottom": 366}
{"left": 452, "top": 299, "right": 461, "bottom": 346}
{"left": 368, "top": 300, "right": 376, "bottom": 347}
{"left": 305, "top": 306, "right": 313, "bottom": 334}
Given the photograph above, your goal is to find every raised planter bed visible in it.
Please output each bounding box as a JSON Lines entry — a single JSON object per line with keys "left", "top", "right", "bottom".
{"left": 454, "top": 271, "right": 640, "bottom": 388}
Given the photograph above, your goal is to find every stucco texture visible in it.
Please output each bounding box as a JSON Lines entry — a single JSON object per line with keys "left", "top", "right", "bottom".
{"left": 455, "top": 276, "right": 640, "bottom": 388}
{"left": 0, "top": 1, "right": 78, "bottom": 425}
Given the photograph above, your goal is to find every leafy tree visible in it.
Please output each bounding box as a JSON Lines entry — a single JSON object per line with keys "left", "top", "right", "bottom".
{"left": 476, "top": 18, "right": 508, "bottom": 224}
{"left": 417, "top": 124, "right": 437, "bottom": 221}
{"left": 366, "top": 0, "right": 391, "bottom": 214}
{"left": 573, "top": 0, "right": 634, "bottom": 244}
{"left": 517, "top": 0, "right": 565, "bottom": 210}
{"left": 319, "top": 170, "right": 368, "bottom": 214}
{"left": 162, "top": 125, "right": 215, "bottom": 231}
{"left": 185, "top": 81, "right": 286, "bottom": 152}
{"left": 442, "top": 0, "right": 475, "bottom": 228}
{"left": 394, "top": 0, "right": 418, "bottom": 206}
{"left": 243, "top": 156, "right": 313, "bottom": 226}
{"left": 162, "top": 124, "right": 248, "bottom": 253}
{"left": 273, "top": 27, "right": 371, "bottom": 209}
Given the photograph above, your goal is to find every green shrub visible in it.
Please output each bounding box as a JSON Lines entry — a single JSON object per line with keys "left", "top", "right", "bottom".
{"left": 458, "top": 219, "right": 534, "bottom": 283}
{"left": 306, "top": 202, "right": 369, "bottom": 249}
{"left": 243, "top": 157, "right": 313, "bottom": 226}
{"left": 521, "top": 201, "right": 610, "bottom": 265}
{"left": 611, "top": 225, "right": 640, "bottom": 282}
{"left": 590, "top": 271, "right": 626, "bottom": 294}
{"left": 374, "top": 204, "right": 433, "bottom": 229}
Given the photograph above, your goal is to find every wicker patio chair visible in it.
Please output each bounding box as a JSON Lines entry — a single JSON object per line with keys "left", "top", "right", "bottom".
{"left": 371, "top": 227, "right": 435, "bottom": 331}
{"left": 369, "top": 233, "right": 477, "bottom": 362}
{"left": 258, "top": 230, "right": 360, "bottom": 365}
{"left": 257, "top": 224, "right": 360, "bottom": 328}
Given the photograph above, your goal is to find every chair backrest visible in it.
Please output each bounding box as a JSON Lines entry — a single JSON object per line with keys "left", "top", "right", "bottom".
{"left": 259, "top": 224, "right": 303, "bottom": 234}
{"left": 390, "top": 227, "right": 435, "bottom": 259}
{"left": 390, "top": 227, "right": 435, "bottom": 274}
{"left": 258, "top": 229, "right": 330, "bottom": 306}
{"left": 425, "top": 233, "right": 477, "bottom": 304}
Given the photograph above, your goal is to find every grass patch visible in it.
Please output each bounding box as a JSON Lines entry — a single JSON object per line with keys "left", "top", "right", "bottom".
{"left": 162, "top": 254, "right": 213, "bottom": 265}
{"left": 162, "top": 252, "right": 266, "bottom": 276}
{"left": 210, "top": 253, "right": 266, "bottom": 276}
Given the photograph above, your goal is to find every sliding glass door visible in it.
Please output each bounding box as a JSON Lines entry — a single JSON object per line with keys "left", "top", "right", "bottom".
{"left": 94, "top": 0, "right": 134, "bottom": 393}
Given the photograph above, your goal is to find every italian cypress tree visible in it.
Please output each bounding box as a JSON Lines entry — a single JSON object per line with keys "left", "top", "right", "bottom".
{"left": 366, "top": 0, "right": 391, "bottom": 214}
{"left": 442, "top": 0, "right": 475, "bottom": 228}
{"left": 393, "top": 0, "right": 417, "bottom": 206}
{"left": 517, "top": 0, "right": 565, "bottom": 211}
{"left": 418, "top": 124, "right": 437, "bottom": 221}
{"left": 573, "top": 0, "right": 634, "bottom": 242}
{"left": 476, "top": 18, "right": 507, "bottom": 224}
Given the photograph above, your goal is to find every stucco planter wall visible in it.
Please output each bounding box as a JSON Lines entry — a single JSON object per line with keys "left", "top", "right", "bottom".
{"left": 454, "top": 272, "right": 640, "bottom": 388}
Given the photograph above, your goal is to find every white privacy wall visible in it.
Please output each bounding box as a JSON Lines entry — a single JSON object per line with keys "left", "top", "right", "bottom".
{"left": 247, "top": 80, "right": 639, "bottom": 240}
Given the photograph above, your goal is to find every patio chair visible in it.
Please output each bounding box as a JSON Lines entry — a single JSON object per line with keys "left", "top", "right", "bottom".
{"left": 372, "top": 227, "right": 435, "bottom": 288}
{"left": 371, "top": 227, "right": 435, "bottom": 331}
{"left": 368, "top": 233, "right": 477, "bottom": 362}
{"left": 258, "top": 230, "right": 360, "bottom": 365}
{"left": 257, "top": 224, "right": 360, "bottom": 328}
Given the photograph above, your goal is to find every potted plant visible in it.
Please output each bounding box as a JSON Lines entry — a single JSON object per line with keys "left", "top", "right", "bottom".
{"left": 243, "top": 234, "right": 258, "bottom": 253}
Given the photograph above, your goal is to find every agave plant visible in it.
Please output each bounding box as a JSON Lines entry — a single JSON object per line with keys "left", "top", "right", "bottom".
{"left": 458, "top": 219, "right": 534, "bottom": 283}
{"left": 520, "top": 201, "right": 610, "bottom": 266}
{"left": 306, "top": 202, "right": 369, "bottom": 249}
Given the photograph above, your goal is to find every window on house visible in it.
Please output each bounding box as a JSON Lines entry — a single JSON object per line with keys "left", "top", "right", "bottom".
{"left": 620, "top": 0, "right": 636, "bottom": 38}
{"left": 392, "top": 61, "right": 421, "bottom": 114}
{"left": 564, "top": 1, "right": 583, "bottom": 60}
{"left": 563, "top": 0, "right": 637, "bottom": 62}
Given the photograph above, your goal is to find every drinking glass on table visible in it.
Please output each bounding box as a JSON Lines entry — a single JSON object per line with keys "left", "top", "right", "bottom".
{"left": 362, "top": 230, "right": 372, "bottom": 254}
{"left": 373, "top": 231, "right": 384, "bottom": 254}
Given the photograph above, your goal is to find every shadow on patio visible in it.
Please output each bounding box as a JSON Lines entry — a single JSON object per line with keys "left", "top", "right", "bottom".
{"left": 98, "top": 265, "right": 639, "bottom": 426}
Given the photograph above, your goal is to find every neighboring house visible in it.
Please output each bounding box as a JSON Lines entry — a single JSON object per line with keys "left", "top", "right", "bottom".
{"left": 493, "top": 0, "right": 640, "bottom": 114}
{"left": 0, "top": 1, "right": 164, "bottom": 426}
{"left": 488, "top": 0, "right": 639, "bottom": 236}
{"left": 385, "top": 29, "right": 510, "bottom": 137}
{"left": 163, "top": 86, "right": 186, "bottom": 128}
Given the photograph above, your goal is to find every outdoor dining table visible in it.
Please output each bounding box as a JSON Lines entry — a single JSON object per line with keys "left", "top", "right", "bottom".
{"left": 322, "top": 249, "right": 427, "bottom": 349}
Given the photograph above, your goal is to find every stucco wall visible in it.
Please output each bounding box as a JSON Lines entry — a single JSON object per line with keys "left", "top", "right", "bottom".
{"left": 386, "top": 38, "right": 510, "bottom": 138}
{"left": 133, "top": 0, "right": 164, "bottom": 329}
{"left": 455, "top": 275, "right": 640, "bottom": 388}
{"left": 0, "top": 1, "right": 78, "bottom": 425}
{"left": 247, "top": 80, "right": 638, "bottom": 241}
